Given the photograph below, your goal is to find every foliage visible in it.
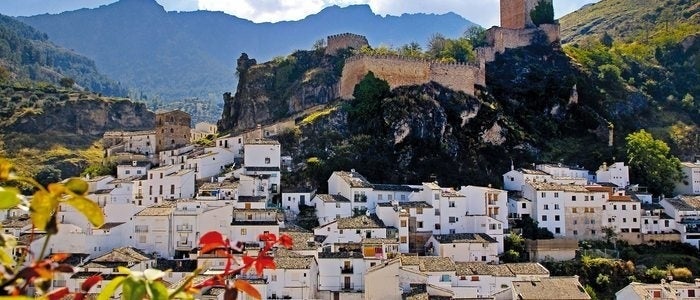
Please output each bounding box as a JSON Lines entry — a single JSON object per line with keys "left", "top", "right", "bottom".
{"left": 464, "top": 27, "right": 487, "bottom": 48}
{"left": 502, "top": 233, "right": 527, "bottom": 263}
{"left": 516, "top": 215, "right": 554, "bottom": 240}
{"left": 81, "top": 161, "right": 117, "bottom": 178}
{"left": 530, "top": 0, "right": 554, "bottom": 26}
{"left": 0, "top": 159, "right": 289, "bottom": 299}
{"left": 625, "top": 130, "right": 682, "bottom": 196}
{"left": 299, "top": 107, "right": 337, "bottom": 126}
{"left": 347, "top": 72, "right": 391, "bottom": 134}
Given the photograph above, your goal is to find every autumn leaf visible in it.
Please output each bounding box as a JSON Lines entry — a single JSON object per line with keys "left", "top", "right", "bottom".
{"left": 81, "top": 274, "right": 102, "bottom": 292}
{"left": 66, "top": 196, "right": 105, "bottom": 227}
{"left": 199, "top": 231, "right": 228, "bottom": 254}
{"left": 234, "top": 279, "right": 261, "bottom": 300}
{"left": 0, "top": 159, "right": 14, "bottom": 181}
{"left": 46, "top": 287, "right": 69, "bottom": 300}
{"left": 64, "top": 178, "right": 89, "bottom": 195}
{"left": 278, "top": 234, "right": 293, "bottom": 249}
{"left": 0, "top": 187, "right": 21, "bottom": 209}
{"left": 30, "top": 190, "right": 58, "bottom": 230}
{"left": 50, "top": 253, "right": 70, "bottom": 263}
{"left": 258, "top": 233, "right": 276, "bottom": 242}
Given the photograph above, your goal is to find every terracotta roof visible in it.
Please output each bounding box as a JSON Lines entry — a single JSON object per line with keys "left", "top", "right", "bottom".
{"left": 455, "top": 262, "right": 514, "bottom": 277}
{"left": 440, "top": 189, "right": 463, "bottom": 197}
{"left": 377, "top": 201, "right": 432, "bottom": 208}
{"left": 528, "top": 182, "right": 590, "bottom": 192}
{"left": 333, "top": 171, "right": 373, "bottom": 188}
{"left": 505, "top": 263, "right": 550, "bottom": 275}
{"left": 518, "top": 168, "right": 550, "bottom": 175}
{"left": 1, "top": 215, "right": 31, "bottom": 228}
{"left": 199, "top": 181, "right": 239, "bottom": 190}
{"left": 316, "top": 194, "right": 351, "bottom": 203}
{"left": 318, "top": 251, "right": 363, "bottom": 259}
{"left": 431, "top": 233, "right": 497, "bottom": 244}
{"left": 373, "top": 184, "right": 419, "bottom": 192}
{"left": 400, "top": 255, "right": 456, "bottom": 272}
{"left": 85, "top": 247, "right": 152, "bottom": 268}
{"left": 336, "top": 214, "right": 385, "bottom": 229}
{"left": 512, "top": 277, "right": 590, "bottom": 300}
{"left": 664, "top": 196, "right": 700, "bottom": 211}
{"left": 362, "top": 238, "right": 399, "bottom": 244}
{"left": 135, "top": 202, "right": 176, "bottom": 216}
{"left": 274, "top": 249, "right": 314, "bottom": 269}
{"left": 279, "top": 230, "right": 320, "bottom": 250}
{"left": 245, "top": 139, "right": 280, "bottom": 145}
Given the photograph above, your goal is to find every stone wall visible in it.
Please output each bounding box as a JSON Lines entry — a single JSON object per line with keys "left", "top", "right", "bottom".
{"left": 325, "top": 33, "right": 369, "bottom": 55}
{"left": 340, "top": 55, "right": 483, "bottom": 99}
{"left": 156, "top": 110, "right": 191, "bottom": 152}
{"left": 500, "top": 0, "right": 553, "bottom": 29}
{"left": 484, "top": 24, "right": 560, "bottom": 55}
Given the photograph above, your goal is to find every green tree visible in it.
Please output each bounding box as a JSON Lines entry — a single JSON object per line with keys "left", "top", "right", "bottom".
{"left": 59, "top": 77, "right": 75, "bottom": 89}
{"left": 348, "top": 71, "right": 391, "bottom": 134}
{"left": 398, "top": 42, "right": 424, "bottom": 58}
{"left": 530, "top": 0, "right": 554, "bottom": 26}
{"left": 464, "top": 26, "right": 487, "bottom": 48}
{"left": 35, "top": 165, "right": 62, "bottom": 187}
{"left": 312, "top": 39, "right": 326, "bottom": 51}
{"left": 600, "top": 32, "right": 614, "bottom": 48}
{"left": 584, "top": 284, "right": 598, "bottom": 300}
{"left": 625, "top": 130, "right": 683, "bottom": 196}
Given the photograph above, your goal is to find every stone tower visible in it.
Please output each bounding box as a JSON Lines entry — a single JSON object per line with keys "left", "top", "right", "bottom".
{"left": 155, "top": 110, "right": 191, "bottom": 153}
{"left": 500, "top": 0, "right": 552, "bottom": 29}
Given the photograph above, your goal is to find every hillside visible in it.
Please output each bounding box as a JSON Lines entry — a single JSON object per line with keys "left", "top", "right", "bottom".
{"left": 0, "top": 84, "right": 153, "bottom": 180}
{"left": 0, "top": 14, "right": 126, "bottom": 96}
{"left": 560, "top": 0, "right": 699, "bottom": 161}
{"left": 19, "top": 0, "right": 475, "bottom": 121}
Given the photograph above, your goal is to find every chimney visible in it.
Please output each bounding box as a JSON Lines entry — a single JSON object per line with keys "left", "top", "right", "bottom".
{"left": 132, "top": 160, "right": 137, "bottom": 167}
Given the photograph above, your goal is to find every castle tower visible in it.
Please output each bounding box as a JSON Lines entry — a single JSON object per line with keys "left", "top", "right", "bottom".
{"left": 325, "top": 33, "right": 369, "bottom": 55}
{"left": 500, "top": 0, "right": 552, "bottom": 29}
{"left": 155, "top": 110, "right": 191, "bottom": 153}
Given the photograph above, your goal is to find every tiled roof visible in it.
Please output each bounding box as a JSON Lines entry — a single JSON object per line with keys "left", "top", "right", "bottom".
{"left": 373, "top": 184, "right": 419, "bottom": 192}
{"left": 362, "top": 238, "right": 399, "bottom": 244}
{"left": 230, "top": 220, "right": 278, "bottom": 226}
{"left": 518, "top": 168, "right": 550, "bottom": 175}
{"left": 86, "top": 247, "right": 152, "bottom": 268}
{"left": 512, "top": 277, "right": 590, "bottom": 300}
{"left": 505, "top": 263, "right": 550, "bottom": 275}
{"left": 336, "top": 214, "right": 385, "bottom": 229}
{"left": 279, "top": 230, "right": 320, "bottom": 250}
{"left": 440, "top": 189, "right": 463, "bottom": 197}
{"left": 18, "top": 233, "right": 46, "bottom": 245}
{"left": 199, "top": 181, "right": 239, "bottom": 190}
{"left": 316, "top": 194, "right": 351, "bottom": 203}
{"left": 664, "top": 196, "right": 700, "bottom": 211}
{"left": 528, "top": 182, "right": 590, "bottom": 192}
{"left": 400, "top": 255, "right": 455, "bottom": 272}
{"left": 2, "top": 215, "right": 31, "bottom": 228}
{"left": 238, "top": 196, "right": 266, "bottom": 202}
{"left": 681, "top": 162, "right": 700, "bottom": 168}
{"left": 97, "top": 222, "right": 124, "bottom": 230}
{"left": 377, "top": 201, "right": 433, "bottom": 208}
{"left": 333, "top": 171, "right": 373, "bottom": 188}
{"left": 274, "top": 249, "right": 314, "bottom": 269}
{"left": 245, "top": 166, "right": 280, "bottom": 172}
{"left": 135, "top": 202, "right": 176, "bottom": 216}
{"left": 318, "top": 251, "right": 364, "bottom": 259}
{"left": 431, "top": 233, "right": 497, "bottom": 244}
{"left": 455, "top": 262, "right": 514, "bottom": 277}
{"left": 245, "top": 139, "right": 280, "bottom": 145}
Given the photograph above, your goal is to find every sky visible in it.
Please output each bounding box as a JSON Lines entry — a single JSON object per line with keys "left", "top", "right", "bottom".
{"left": 0, "top": 0, "right": 599, "bottom": 27}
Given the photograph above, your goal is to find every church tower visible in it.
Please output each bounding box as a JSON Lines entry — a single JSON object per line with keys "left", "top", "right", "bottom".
{"left": 500, "top": 0, "right": 553, "bottom": 29}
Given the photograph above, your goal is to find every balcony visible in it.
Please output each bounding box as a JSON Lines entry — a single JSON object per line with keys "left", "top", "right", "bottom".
{"left": 340, "top": 283, "right": 355, "bottom": 291}
{"left": 176, "top": 225, "right": 193, "bottom": 232}
{"left": 134, "top": 226, "right": 148, "bottom": 233}
{"left": 340, "top": 266, "right": 354, "bottom": 274}
{"left": 176, "top": 241, "right": 192, "bottom": 248}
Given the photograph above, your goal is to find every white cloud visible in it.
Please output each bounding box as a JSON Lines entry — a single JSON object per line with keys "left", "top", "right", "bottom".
{"left": 191, "top": 0, "right": 597, "bottom": 26}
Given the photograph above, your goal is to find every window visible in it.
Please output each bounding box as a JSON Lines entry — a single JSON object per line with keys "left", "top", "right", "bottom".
{"left": 418, "top": 221, "right": 424, "bottom": 228}
{"left": 265, "top": 157, "right": 270, "bottom": 164}
{"left": 555, "top": 227, "right": 561, "bottom": 234}
{"left": 159, "top": 185, "right": 163, "bottom": 194}
{"left": 584, "top": 196, "right": 589, "bottom": 201}
{"left": 378, "top": 194, "right": 383, "bottom": 201}
{"left": 440, "top": 275, "right": 450, "bottom": 282}
{"left": 471, "top": 276, "right": 480, "bottom": 281}
{"left": 521, "top": 203, "right": 527, "bottom": 209}
{"left": 170, "top": 185, "right": 175, "bottom": 194}
{"left": 416, "top": 207, "right": 423, "bottom": 214}
{"left": 400, "top": 236, "right": 407, "bottom": 243}
{"left": 664, "top": 220, "right": 670, "bottom": 227}
{"left": 544, "top": 204, "right": 549, "bottom": 210}
{"left": 271, "top": 275, "right": 277, "bottom": 282}
{"left": 481, "top": 256, "right": 487, "bottom": 261}
{"left": 573, "top": 220, "right": 577, "bottom": 225}
{"left": 541, "top": 192, "right": 546, "bottom": 198}
{"left": 632, "top": 205, "right": 637, "bottom": 210}
{"left": 401, "top": 194, "right": 406, "bottom": 201}
{"left": 449, "top": 201, "right": 455, "bottom": 208}
{"left": 571, "top": 207, "right": 577, "bottom": 213}
{"left": 571, "top": 196, "right": 576, "bottom": 201}
{"left": 554, "top": 204, "right": 560, "bottom": 210}
{"left": 622, "top": 205, "right": 627, "bottom": 210}
{"left": 449, "top": 217, "right": 457, "bottom": 223}
{"left": 555, "top": 215, "right": 560, "bottom": 221}
{"left": 688, "top": 289, "right": 695, "bottom": 297}
{"left": 434, "top": 193, "right": 439, "bottom": 200}
{"left": 401, "top": 220, "right": 407, "bottom": 227}
{"left": 388, "top": 194, "right": 393, "bottom": 201}
{"left": 125, "top": 170, "right": 131, "bottom": 175}
{"left": 542, "top": 215, "right": 548, "bottom": 221}
{"left": 435, "top": 224, "right": 441, "bottom": 230}
{"left": 573, "top": 230, "right": 578, "bottom": 235}
{"left": 435, "top": 209, "right": 440, "bottom": 216}
{"left": 336, "top": 203, "right": 341, "bottom": 208}
{"left": 554, "top": 192, "right": 559, "bottom": 198}
{"left": 633, "top": 218, "right": 637, "bottom": 223}
{"left": 241, "top": 228, "right": 247, "bottom": 235}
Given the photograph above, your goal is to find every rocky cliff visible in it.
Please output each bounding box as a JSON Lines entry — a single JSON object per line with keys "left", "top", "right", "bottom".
{"left": 218, "top": 50, "right": 348, "bottom": 132}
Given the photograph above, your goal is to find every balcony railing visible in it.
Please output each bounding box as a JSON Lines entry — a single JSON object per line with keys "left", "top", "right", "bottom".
{"left": 176, "top": 225, "right": 193, "bottom": 232}
{"left": 176, "top": 241, "right": 192, "bottom": 248}
{"left": 340, "top": 266, "right": 354, "bottom": 274}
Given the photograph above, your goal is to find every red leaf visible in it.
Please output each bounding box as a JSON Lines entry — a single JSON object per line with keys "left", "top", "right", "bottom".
{"left": 50, "top": 253, "right": 70, "bottom": 262}
{"left": 200, "top": 231, "right": 226, "bottom": 246}
{"left": 234, "top": 279, "right": 261, "bottom": 300}
{"left": 258, "top": 233, "right": 276, "bottom": 242}
{"left": 55, "top": 264, "right": 75, "bottom": 273}
{"left": 257, "top": 256, "right": 276, "bottom": 270}
{"left": 46, "top": 287, "right": 69, "bottom": 300}
{"left": 224, "top": 287, "right": 238, "bottom": 300}
{"left": 81, "top": 274, "right": 102, "bottom": 292}
{"left": 242, "top": 255, "right": 254, "bottom": 266}
{"left": 278, "top": 234, "right": 293, "bottom": 249}
{"left": 74, "top": 293, "right": 85, "bottom": 300}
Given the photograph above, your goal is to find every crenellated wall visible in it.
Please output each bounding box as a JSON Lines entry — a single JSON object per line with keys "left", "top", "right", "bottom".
{"left": 339, "top": 55, "right": 483, "bottom": 99}
{"left": 325, "top": 33, "right": 369, "bottom": 55}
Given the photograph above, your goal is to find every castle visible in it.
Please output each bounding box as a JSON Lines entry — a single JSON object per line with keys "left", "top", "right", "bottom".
{"left": 336, "top": 0, "right": 560, "bottom": 99}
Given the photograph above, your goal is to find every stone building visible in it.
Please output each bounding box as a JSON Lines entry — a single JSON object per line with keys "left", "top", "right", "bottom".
{"left": 500, "top": 0, "right": 553, "bottom": 29}
{"left": 155, "top": 110, "right": 191, "bottom": 152}
{"left": 325, "top": 33, "right": 369, "bottom": 55}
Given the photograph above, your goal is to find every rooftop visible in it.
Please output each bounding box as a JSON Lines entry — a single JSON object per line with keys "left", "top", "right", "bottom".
{"left": 245, "top": 138, "right": 280, "bottom": 145}
{"left": 400, "top": 255, "right": 456, "bottom": 272}
{"left": 431, "top": 233, "right": 498, "bottom": 244}
{"left": 2, "top": 215, "right": 31, "bottom": 228}
{"left": 336, "top": 214, "right": 385, "bottom": 229}
{"left": 238, "top": 196, "right": 267, "bottom": 202}
{"left": 441, "top": 189, "right": 464, "bottom": 198}
{"left": 316, "top": 194, "right": 351, "bottom": 203}
{"left": 377, "top": 201, "right": 433, "bottom": 208}
{"left": 86, "top": 247, "right": 153, "bottom": 268}
{"left": 455, "top": 262, "right": 514, "bottom": 277}
{"left": 135, "top": 202, "right": 177, "bottom": 216}
{"left": 512, "top": 277, "right": 590, "bottom": 300}
{"left": 372, "top": 184, "right": 420, "bottom": 192}
{"left": 528, "top": 182, "right": 590, "bottom": 193}
{"left": 245, "top": 166, "right": 280, "bottom": 172}
{"left": 333, "top": 171, "right": 373, "bottom": 188}
{"left": 681, "top": 162, "right": 700, "bottom": 168}
{"left": 362, "top": 238, "right": 399, "bottom": 244}
{"left": 199, "top": 181, "right": 239, "bottom": 190}
{"left": 318, "top": 251, "right": 364, "bottom": 259}
{"left": 664, "top": 196, "right": 700, "bottom": 211}
{"left": 278, "top": 230, "right": 320, "bottom": 251}
{"left": 274, "top": 249, "right": 315, "bottom": 269}
{"left": 518, "top": 168, "right": 550, "bottom": 175}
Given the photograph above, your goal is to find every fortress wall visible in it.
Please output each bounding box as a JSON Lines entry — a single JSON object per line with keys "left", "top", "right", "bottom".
{"left": 485, "top": 24, "right": 560, "bottom": 55}
{"left": 500, "top": 0, "right": 528, "bottom": 29}
{"left": 340, "top": 55, "right": 431, "bottom": 99}
{"left": 326, "top": 33, "right": 370, "bottom": 55}
{"left": 429, "top": 63, "right": 482, "bottom": 96}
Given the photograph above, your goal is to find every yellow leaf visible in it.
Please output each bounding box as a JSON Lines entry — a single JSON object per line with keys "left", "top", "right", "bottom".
{"left": 0, "top": 187, "right": 21, "bottom": 209}
{"left": 0, "top": 249, "right": 14, "bottom": 267}
{"left": 47, "top": 183, "right": 65, "bottom": 195}
{"left": 0, "top": 159, "right": 14, "bottom": 181}
{"left": 64, "top": 178, "right": 88, "bottom": 195}
{"left": 67, "top": 196, "right": 104, "bottom": 227}
{"left": 30, "top": 190, "right": 58, "bottom": 230}
{"left": 117, "top": 266, "right": 132, "bottom": 274}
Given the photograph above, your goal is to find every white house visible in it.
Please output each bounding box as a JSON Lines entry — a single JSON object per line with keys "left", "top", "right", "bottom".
{"left": 425, "top": 233, "right": 499, "bottom": 263}
{"left": 502, "top": 168, "right": 552, "bottom": 192}
{"left": 596, "top": 162, "right": 630, "bottom": 188}
{"left": 229, "top": 208, "right": 280, "bottom": 250}
{"left": 243, "top": 139, "right": 281, "bottom": 194}
{"left": 133, "top": 202, "right": 177, "bottom": 258}
{"left": 536, "top": 163, "right": 590, "bottom": 181}
{"left": 264, "top": 249, "right": 319, "bottom": 300}
{"left": 317, "top": 251, "right": 366, "bottom": 294}
{"left": 365, "top": 259, "right": 401, "bottom": 300}
{"left": 507, "top": 196, "right": 532, "bottom": 220}
{"left": 328, "top": 170, "right": 375, "bottom": 213}
{"left": 640, "top": 203, "right": 677, "bottom": 235}
{"left": 281, "top": 187, "right": 316, "bottom": 218}
{"left": 676, "top": 161, "right": 700, "bottom": 195}
{"left": 191, "top": 122, "right": 218, "bottom": 142}
{"left": 314, "top": 194, "right": 353, "bottom": 225}
{"left": 616, "top": 280, "right": 700, "bottom": 300}
{"left": 313, "top": 214, "right": 387, "bottom": 245}
{"left": 660, "top": 196, "right": 700, "bottom": 248}
{"left": 143, "top": 165, "right": 195, "bottom": 205}
{"left": 116, "top": 161, "right": 151, "bottom": 179}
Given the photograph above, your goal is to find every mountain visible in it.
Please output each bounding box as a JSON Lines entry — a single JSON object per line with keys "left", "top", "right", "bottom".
{"left": 19, "top": 0, "right": 475, "bottom": 119}
{"left": 0, "top": 14, "right": 126, "bottom": 96}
